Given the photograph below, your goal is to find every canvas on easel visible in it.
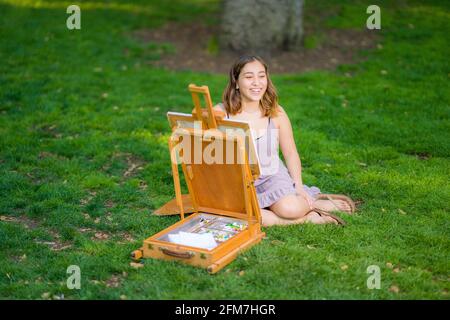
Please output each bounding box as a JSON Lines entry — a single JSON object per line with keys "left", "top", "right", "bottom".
{"left": 132, "top": 84, "right": 265, "bottom": 274}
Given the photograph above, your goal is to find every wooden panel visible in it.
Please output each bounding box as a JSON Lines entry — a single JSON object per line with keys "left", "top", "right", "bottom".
{"left": 173, "top": 132, "right": 249, "bottom": 215}
{"left": 153, "top": 194, "right": 195, "bottom": 216}
{"left": 167, "top": 111, "right": 261, "bottom": 177}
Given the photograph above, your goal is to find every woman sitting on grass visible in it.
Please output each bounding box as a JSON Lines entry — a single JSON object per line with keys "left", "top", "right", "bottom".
{"left": 214, "top": 55, "right": 356, "bottom": 226}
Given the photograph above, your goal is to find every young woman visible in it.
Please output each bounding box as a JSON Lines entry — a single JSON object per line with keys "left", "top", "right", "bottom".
{"left": 214, "top": 55, "right": 355, "bottom": 226}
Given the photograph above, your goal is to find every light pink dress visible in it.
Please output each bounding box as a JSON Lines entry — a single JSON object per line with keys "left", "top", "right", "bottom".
{"left": 221, "top": 104, "right": 320, "bottom": 208}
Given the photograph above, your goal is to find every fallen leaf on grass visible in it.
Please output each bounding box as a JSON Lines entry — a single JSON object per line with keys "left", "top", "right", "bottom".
{"left": 48, "top": 230, "right": 61, "bottom": 239}
{"left": 92, "top": 232, "right": 109, "bottom": 240}
{"left": 35, "top": 241, "right": 56, "bottom": 246}
{"left": 39, "top": 151, "right": 56, "bottom": 159}
{"left": 51, "top": 244, "right": 72, "bottom": 251}
{"left": 105, "top": 275, "right": 121, "bottom": 288}
{"left": 120, "top": 233, "right": 135, "bottom": 242}
{"left": 120, "top": 154, "right": 145, "bottom": 179}
{"left": 340, "top": 264, "right": 349, "bottom": 271}
{"left": 123, "top": 163, "right": 139, "bottom": 177}
{"left": 270, "top": 240, "right": 284, "bottom": 246}
{"left": 139, "top": 181, "right": 148, "bottom": 190}
{"left": 41, "top": 292, "right": 51, "bottom": 299}
{"left": 80, "top": 198, "right": 92, "bottom": 206}
{"left": 129, "top": 262, "right": 144, "bottom": 269}
{"left": 238, "top": 271, "right": 245, "bottom": 276}
{"left": 1, "top": 215, "right": 19, "bottom": 222}
{"left": 35, "top": 240, "right": 72, "bottom": 251}
{"left": 398, "top": 209, "right": 406, "bottom": 215}
{"left": 389, "top": 285, "right": 400, "bottom": 293}
{"left": 386, "top": 262, "right": 394, "bottom": 269}
{"left": 105, "top": 200, "right": 116, "bottom": 208}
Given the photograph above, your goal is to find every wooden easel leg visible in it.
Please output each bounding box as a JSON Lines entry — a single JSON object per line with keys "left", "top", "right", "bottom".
{"left": 168, "top": 137, "right": 185, "bottom": 220}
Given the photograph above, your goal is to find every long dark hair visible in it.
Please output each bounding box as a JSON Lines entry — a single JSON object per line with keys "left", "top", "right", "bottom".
{"left": 222, "top": 55, "right": 278, "bottom": 117}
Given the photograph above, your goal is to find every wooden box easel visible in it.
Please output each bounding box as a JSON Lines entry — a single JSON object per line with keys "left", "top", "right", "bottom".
{"left": 131, "top": 84, "right": 265, "bottom": 274}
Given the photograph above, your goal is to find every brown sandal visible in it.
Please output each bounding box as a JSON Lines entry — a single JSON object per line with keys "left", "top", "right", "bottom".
{"left": 316, "top": 193, "right": 356, "bottom": 214}
{"left": 305, "top": 208, "right": 346, "bottom": 226}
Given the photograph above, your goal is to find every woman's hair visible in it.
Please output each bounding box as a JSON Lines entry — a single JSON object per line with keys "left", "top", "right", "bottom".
{"left": 222, "top": 55, "right": 278, "bottom": 117}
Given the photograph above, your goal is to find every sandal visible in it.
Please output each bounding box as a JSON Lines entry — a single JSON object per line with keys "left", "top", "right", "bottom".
{"left": 305, "top": 208, "right": 346, "bottom": 226}
{"left": 316, "top": 193, "right": 356, "bottom": 215}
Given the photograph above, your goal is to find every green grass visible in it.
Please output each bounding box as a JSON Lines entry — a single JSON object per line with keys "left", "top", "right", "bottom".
{"left": 0, "top": 0, "right": 449, "bottom": 299}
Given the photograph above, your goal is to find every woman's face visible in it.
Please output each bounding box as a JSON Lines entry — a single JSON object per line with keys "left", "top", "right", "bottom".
{"left": 237, "top": 60, "right": 268, "bottom": 103}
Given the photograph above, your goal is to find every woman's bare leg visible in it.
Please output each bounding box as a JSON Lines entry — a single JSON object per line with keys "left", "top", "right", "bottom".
{"left": 261, "top": 208, "right": 326, "bottom": 226}
{"left": 260, "top": 194, "right": 337, "bottom": 227}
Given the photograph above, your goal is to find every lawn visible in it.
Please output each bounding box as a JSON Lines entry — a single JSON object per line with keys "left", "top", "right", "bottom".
{"left": 0, "top": 0, "right": 449, "bottom": 299}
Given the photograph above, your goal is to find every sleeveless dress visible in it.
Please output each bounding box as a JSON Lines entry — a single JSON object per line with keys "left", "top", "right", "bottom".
{"left": 220, "top": 104, "right": 321, "bottom": 209}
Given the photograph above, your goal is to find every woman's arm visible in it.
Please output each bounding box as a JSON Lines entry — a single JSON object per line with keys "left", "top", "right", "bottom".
{"left": 276, "top": 106, "right": 303, "bottom": 187}
{"left": 276, "top": 106, "right": 313, "bottom": 207}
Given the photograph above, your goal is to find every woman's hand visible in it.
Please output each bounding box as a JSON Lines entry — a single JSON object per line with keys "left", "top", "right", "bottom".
{"left": 295, "top": 185, "right": 314, "bottom": 209}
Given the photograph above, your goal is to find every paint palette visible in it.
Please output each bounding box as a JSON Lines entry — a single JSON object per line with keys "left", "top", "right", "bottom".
{"left": 159, "top": 213, "right": 248, "bottom": 246}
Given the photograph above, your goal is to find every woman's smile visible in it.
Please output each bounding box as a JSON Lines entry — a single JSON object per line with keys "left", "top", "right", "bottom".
{"left": 249, "top": 88, "right": 262, "bottom": 94}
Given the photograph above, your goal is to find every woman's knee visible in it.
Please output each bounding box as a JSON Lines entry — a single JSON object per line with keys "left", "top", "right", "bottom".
{"left": 271, "top": 196, "right": 310, "bottom": 219}
{"left": 279, "top": 206, "right": 302, "bottom": 219}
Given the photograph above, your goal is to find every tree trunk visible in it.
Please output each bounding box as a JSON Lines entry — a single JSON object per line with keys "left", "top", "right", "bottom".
{"left": 220, "top": 0, "right": 304, "bottom": 56}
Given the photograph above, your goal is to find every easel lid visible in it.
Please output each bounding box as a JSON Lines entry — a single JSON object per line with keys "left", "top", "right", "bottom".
{"left": 169, "top": 84, "right": 261, "bottom": 222}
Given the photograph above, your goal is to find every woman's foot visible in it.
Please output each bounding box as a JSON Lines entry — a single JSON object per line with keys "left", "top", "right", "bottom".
{"left": 313, "top": 199, "right": 353, "bottom": 214}
{"left": 303, "top": 211, "right": 340, "bottom": 225}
